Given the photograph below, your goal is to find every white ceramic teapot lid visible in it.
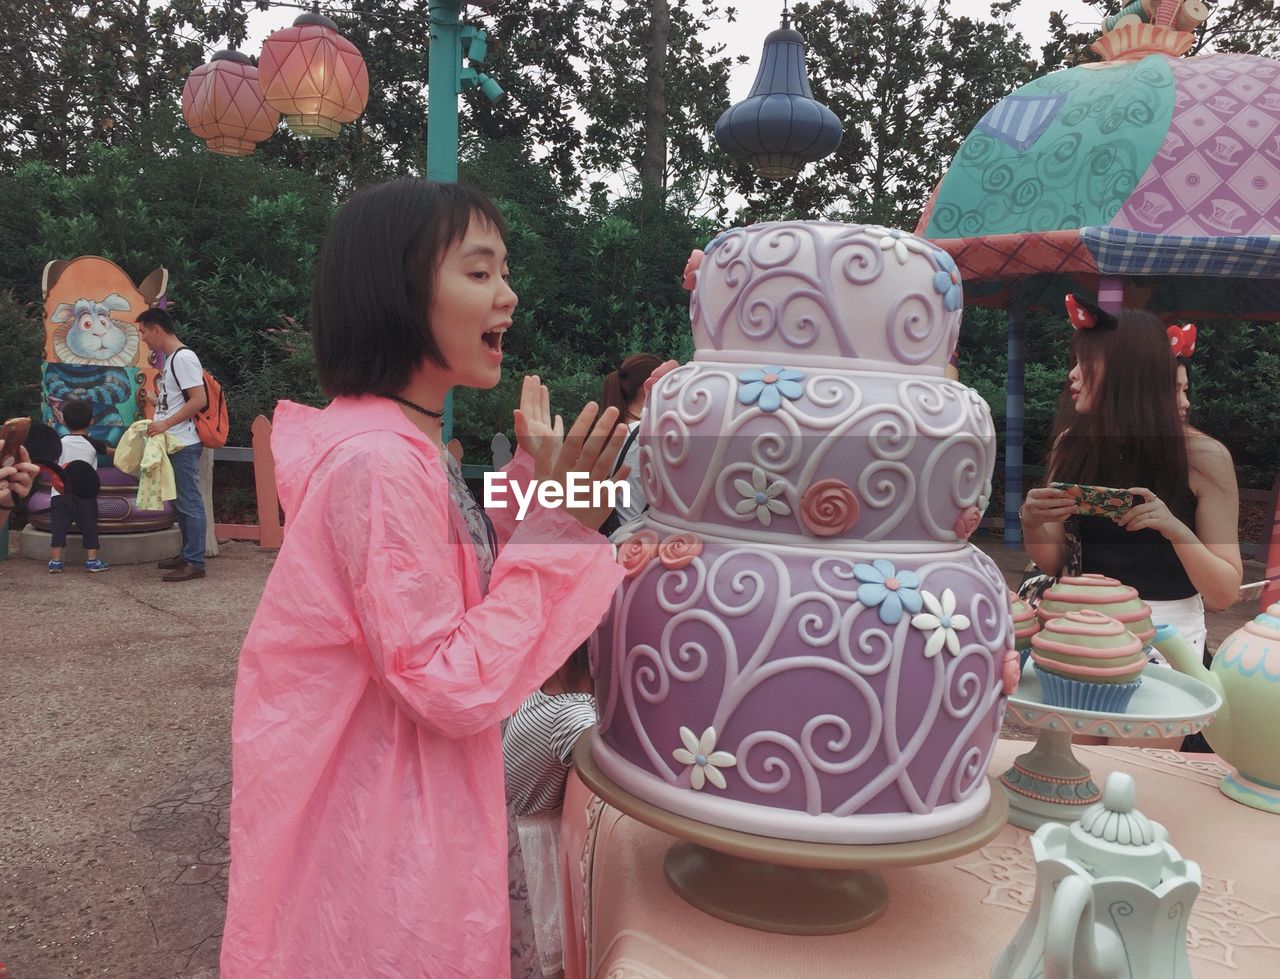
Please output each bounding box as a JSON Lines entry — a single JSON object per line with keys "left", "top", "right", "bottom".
{"left": 1066, "top": 773, "right": 1172, "bottom": 887}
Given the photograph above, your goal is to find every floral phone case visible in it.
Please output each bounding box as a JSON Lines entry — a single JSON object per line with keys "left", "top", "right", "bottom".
{"left": 1050, "top": 482, "right": 1135, "bottom": 519}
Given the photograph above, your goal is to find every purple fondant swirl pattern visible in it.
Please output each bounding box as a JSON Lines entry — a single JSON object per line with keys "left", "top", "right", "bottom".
{"left": 639, "top": 362, "right": 995, "bottom": 544}
{"left": 594, "top": 219, "right": 1008, "bottom": 846}
{"left": 591, "top": 539, "right": 1010, "bottom": 844}
{"left": 692, "top": 222, "right": 962, "bottom": 370}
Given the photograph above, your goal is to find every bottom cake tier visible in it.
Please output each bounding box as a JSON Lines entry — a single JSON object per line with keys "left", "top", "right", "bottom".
{"left": 591, "top": 527, "right": 1012, "bottom": 844}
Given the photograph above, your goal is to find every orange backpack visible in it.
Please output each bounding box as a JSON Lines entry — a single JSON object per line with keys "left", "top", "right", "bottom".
{"left": 171, "top": 349, "right": 229, "bottom": 448}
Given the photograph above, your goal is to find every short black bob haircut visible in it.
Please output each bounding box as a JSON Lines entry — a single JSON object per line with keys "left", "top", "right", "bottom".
{"left": 62, "top": 399, "right": 94, "bottom": 431}
{"left": 311, "top": 178, "right": 508, "bottom": 398}
{"left": 136, "top": 307, "right": 175, "bottom": 334}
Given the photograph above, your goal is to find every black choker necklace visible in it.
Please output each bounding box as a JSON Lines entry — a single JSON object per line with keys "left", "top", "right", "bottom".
{"left": 390, "top": 395, "right": 444, "bottom": 420}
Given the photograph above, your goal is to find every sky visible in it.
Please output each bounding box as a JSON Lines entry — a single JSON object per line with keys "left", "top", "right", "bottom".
{"left": 244, "top": 2, "right": 1103, "bottom": 103}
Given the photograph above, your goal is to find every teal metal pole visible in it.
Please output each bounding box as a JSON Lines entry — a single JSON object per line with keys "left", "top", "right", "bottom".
{"left": 428, "top": 2, "right": 462, "bottom": 439}
{"left": 427, "top": 2, "right": 462, "bottom": 182}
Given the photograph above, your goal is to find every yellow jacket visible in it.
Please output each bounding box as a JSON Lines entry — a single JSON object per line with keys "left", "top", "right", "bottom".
{"left": 114, "top": 420, "right": 185, "bottom": 511}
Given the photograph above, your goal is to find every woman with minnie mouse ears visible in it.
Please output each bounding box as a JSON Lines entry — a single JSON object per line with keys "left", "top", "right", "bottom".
{"left": 1020, "top": 295, "right": 1242, "bottom": 664}
{"left": 1169, "top": 321, "right": 1196, "bottom": 425}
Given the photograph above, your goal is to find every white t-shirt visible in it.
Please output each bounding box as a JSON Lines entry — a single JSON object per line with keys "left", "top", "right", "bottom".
{"left": 155, "top": 347, "right": 203, "bottom": 447}
{"left": 52, "top": 434, "right": 100, "bottom": 498}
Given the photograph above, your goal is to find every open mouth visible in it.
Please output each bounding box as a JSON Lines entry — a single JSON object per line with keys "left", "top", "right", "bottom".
{"left": 482, "top": 329, "right": 505, "bottom": 353}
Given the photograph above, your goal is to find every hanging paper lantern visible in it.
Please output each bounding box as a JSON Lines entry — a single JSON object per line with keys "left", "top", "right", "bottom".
{"left": 715, "top": 11, "right": 843, "bottom": 180}
{"left": 182, "top": 50, "right": 281, "bottom": 157}
{"left": 258, "top": 13, "right": 369, "bottom": 138}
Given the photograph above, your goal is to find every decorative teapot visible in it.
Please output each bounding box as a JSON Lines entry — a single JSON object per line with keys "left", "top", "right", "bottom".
{"left": 991, "top": 773, "right": 1200, "bottom": 979}
{"left": 1153, "top": 604, "right": 1280, "bottom": 813}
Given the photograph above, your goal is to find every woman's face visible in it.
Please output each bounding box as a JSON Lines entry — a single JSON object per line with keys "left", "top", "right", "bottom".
{"left": 1175, "top": 363, "right": 1190, "bottom": 423}
{"left": 427, "top": 215, "right": 518, "bottom": 391}
{"left": 1068, "top": 356, "right": 1100, "bottom": 413}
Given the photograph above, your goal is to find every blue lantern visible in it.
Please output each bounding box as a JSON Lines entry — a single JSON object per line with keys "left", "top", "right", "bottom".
{"left": 715, "top": 6, "right": 843, "bottom": 179}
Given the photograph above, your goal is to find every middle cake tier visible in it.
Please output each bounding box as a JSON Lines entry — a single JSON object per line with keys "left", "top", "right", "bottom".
{"left": 638, "top": 359, "right": 996, "bottom": 547}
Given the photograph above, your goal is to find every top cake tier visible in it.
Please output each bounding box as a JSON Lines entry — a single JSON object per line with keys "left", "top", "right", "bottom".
{"left": 691, "top": 221, "right": 963, "bottom": 373}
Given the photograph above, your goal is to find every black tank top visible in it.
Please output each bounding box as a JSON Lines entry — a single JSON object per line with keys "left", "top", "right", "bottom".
{"left": 1077, "top": 495, "right": 1198, "bottom": 601}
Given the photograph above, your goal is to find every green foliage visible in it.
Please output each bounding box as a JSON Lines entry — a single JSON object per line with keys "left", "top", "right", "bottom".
{"left": 4, "top": 145, "right": 335, "bottom": 444}
{"left": 0, "top": 290, "right": 44, "bottom": 421}
{"left": 1187, "top": 321, "right": 1280, "bottom": 487}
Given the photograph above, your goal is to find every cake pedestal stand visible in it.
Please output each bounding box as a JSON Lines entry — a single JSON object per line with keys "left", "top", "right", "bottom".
{"left": 574, "top": 737, "right": 1007, "bottom": 935}
{"left": 1001, "top": 663, "right": 1221, "bottom": 831}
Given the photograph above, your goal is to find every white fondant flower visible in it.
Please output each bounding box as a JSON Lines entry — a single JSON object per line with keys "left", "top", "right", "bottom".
{"left": 672, "top": 726, "right": 737, "bottom": 790}
{"left": 978, "top": 478, "right": 993, "bottom": 515}
{"left": 875, "top": 227, "right": 929, "bottom": 266}
{"left": 733, "top": 468, "right": 791, "bottom": 526}
{"left": 911, "top": 588, "right": 972, "bottom": 658}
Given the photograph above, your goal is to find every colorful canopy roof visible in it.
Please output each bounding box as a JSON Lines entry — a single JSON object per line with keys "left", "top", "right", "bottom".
{"left": 917, "top": 50, "right": 1280, "bottom": 317}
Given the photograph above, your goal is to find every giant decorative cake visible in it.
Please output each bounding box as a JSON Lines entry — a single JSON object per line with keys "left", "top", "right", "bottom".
{"left": 589, "top": 221, "right": 1014, "bottom": 845}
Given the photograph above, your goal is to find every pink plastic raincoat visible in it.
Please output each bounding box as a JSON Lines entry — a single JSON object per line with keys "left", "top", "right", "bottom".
{"left": 220, "top": 397, "right": 624, "bottom": 978}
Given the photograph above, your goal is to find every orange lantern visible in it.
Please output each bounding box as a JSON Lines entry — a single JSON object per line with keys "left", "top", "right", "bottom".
{"left": 258, "top": 13, "right": 369, "bottom": 138}
{"left": 182, "top": 50, "right": 281, "bottom": 157}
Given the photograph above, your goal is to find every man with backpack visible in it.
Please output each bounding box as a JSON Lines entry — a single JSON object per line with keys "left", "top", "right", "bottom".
{"left": 136, "top": 307, "right": 209, "bottom": 581}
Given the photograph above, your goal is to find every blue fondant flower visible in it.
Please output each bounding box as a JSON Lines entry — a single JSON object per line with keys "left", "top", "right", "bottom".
{"left": 931, "top": 249, "right": 963, "bottom": 312}
{"left": 853, "top": 559, "right": 923, "bottom": 625}
{"left": 738, "top": 366, "right": 805, "bottom": 412}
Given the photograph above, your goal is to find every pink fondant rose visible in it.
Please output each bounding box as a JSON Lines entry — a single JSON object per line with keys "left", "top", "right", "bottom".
{"left": 682, "top": 249, "right": 705, "bottom": 291}
{"left": 953, "top": 505, "right": 981, "bottom": 540}
{"left": 799, "top": 479, "right": 859, "bottom": 537}
{"left": 658, "top": 532, "right": 704, "bottom": 570}
{"left": 617, "top": 530, "right": 660, "bottom": 578}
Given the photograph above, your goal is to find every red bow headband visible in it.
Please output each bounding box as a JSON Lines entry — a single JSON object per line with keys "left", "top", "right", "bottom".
{"left": 1168, "top": 323, "right": 1197, "bottom": 359}
{"left": 1065, "top": 295, "right": 1198, "bottom": 359}
{"left": 1064, "top": 294, "right": 1116, "bottom": 331}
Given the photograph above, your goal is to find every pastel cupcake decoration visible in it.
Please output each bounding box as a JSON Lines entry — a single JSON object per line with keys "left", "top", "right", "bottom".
{"left": 1036, "top": 573, "right": 1155, "bottom": 647}
{"left": 1009, "top": 591, "right": 1041, "bottom": 669}
{"left": 1031, "top": 609, "right": 1145, "bottom": 713}
{"left": 799, "top": 478, "right": 860, "bottom": 537}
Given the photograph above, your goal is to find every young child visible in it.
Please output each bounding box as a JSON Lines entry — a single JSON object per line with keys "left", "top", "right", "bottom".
{"left": 504, "top": 645, "right": 597, "bottom": 979}
{"left": 48, "top": 400, "right": 110, "bottom": 574}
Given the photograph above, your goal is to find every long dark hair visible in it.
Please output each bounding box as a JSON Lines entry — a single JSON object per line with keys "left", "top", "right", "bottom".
{"left": 1048, "top": 308, "right": 1191, "bottom": 509}
{"left": 311, "top": 178, "right": 508, "bottom": 398}
{"left": 602, "top": 353, "right": 662, "bottom": 419}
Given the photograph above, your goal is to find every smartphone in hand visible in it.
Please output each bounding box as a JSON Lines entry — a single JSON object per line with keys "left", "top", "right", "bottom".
{"left": 1050, "top": 481, "right": 1135, "bottom": 519}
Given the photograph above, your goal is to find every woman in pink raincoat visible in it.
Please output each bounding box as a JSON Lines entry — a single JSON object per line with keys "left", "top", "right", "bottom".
{"left": 221, "top": 179, "right": 631, "bottom": 977}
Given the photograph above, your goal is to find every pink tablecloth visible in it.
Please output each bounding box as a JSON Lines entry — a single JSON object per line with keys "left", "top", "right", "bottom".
{"left": 559, "top": 741, "right": 1280, "bottom": 978}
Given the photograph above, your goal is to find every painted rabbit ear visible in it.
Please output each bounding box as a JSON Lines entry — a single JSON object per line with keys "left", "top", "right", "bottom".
{"left": 1168, "top": 323, "right": 1197, "bottom": 358}
{"left": 1065, "top": 294, "right": 1096, "bottom": 330}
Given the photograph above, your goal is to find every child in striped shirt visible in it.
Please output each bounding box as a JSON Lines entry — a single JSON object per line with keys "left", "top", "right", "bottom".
{"left": 504, "top": 645, "right": 596, "bottom": 978}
